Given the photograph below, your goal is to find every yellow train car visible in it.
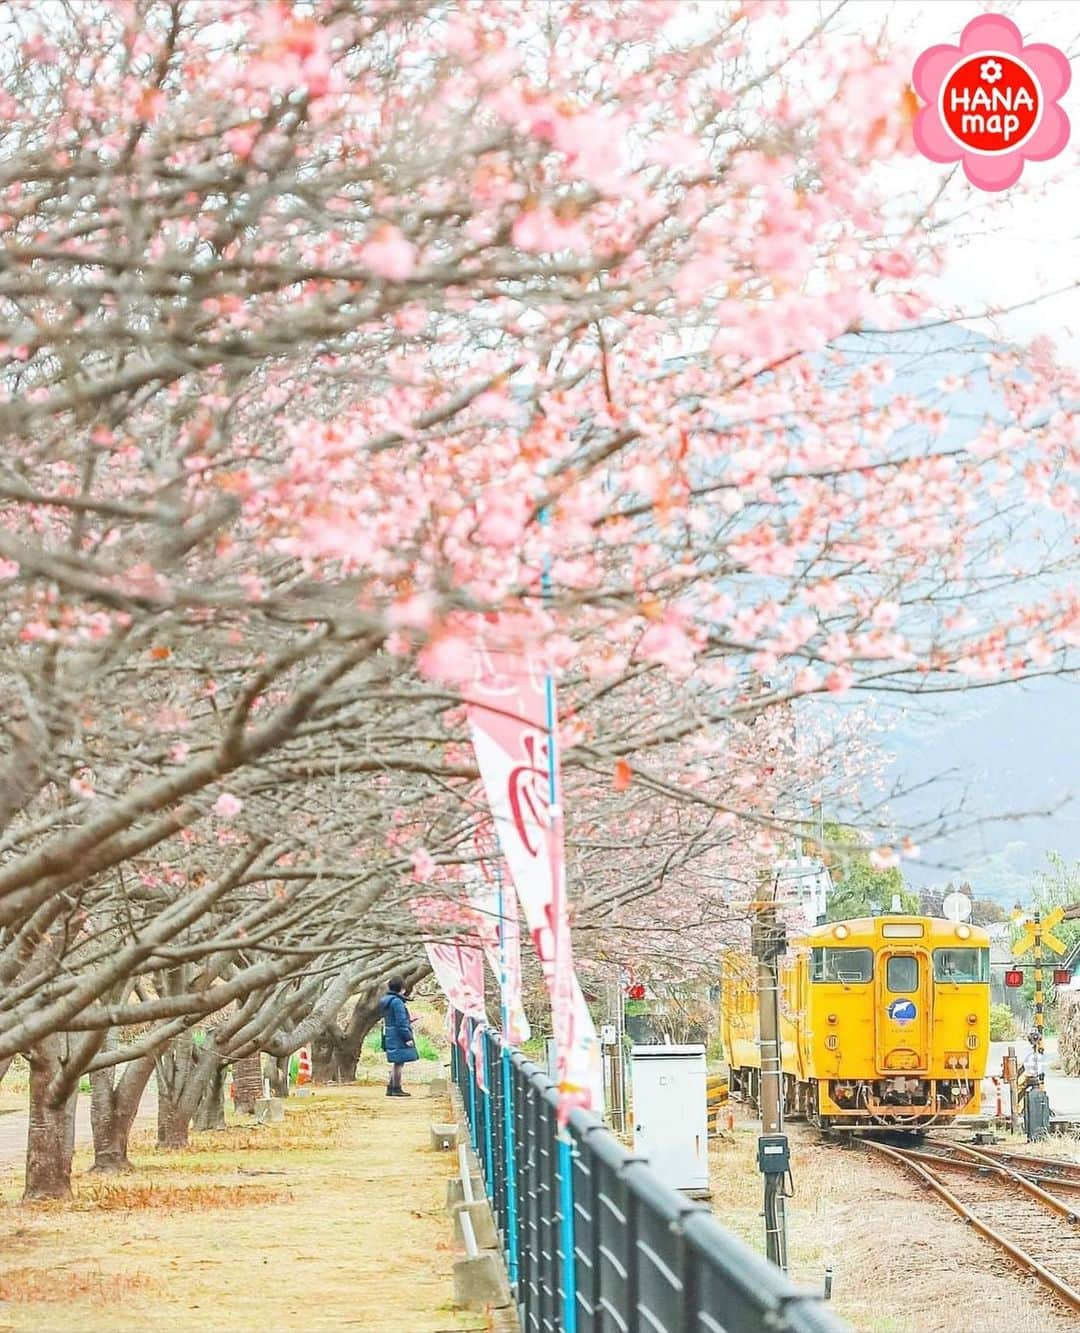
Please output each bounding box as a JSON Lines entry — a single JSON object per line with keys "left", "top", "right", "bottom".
{"left": 721, "top": 915, "right": 990, "bottom": 1128}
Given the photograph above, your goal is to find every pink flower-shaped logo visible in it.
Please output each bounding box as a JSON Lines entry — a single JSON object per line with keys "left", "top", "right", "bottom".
{"left": 913, "top": 14, "right": 1070, "bottom": 191}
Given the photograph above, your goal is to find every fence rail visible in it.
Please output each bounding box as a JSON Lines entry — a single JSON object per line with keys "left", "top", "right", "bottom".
{"left": 451, "top": 1019, "right": 847, "bottom": 1333}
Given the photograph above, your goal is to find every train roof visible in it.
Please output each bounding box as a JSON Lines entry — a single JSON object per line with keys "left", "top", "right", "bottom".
{"left": 795, "top": 915, "right": 991, "bottom": 946}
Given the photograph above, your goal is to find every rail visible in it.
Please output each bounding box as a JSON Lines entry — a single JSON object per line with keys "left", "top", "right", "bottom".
{"left": 863, "top": 1138, "right": 1080, "bottom": 1313}
{"left": 451, "top": 1016, "right": 847, "bottom": 1333}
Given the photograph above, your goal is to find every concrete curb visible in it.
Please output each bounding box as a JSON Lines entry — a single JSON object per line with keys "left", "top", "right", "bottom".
{"left": 446, "top": 1087, "right": 519, "bottom": 1326}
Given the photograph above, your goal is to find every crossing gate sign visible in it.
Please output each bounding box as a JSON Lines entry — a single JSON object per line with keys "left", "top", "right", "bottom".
{"left": 1012, "top": 907, "right": 1068, "bottom": 958}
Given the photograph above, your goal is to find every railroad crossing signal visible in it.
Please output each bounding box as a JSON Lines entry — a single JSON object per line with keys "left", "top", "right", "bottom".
{"left": 1012, "top": 906, "right": 1068, "bottom": 958}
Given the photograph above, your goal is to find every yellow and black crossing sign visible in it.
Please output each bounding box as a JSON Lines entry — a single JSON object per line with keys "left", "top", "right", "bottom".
{"left": 1012, "top": 908, "right": 1070, "bottom": 1043}
{"left": 1013, "top": 906, "right": 1068, "bottom": 958}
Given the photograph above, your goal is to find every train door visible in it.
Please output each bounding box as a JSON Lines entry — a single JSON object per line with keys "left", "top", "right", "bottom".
{"left": 874, "top": 950, "right": 931, "bottom": 1073}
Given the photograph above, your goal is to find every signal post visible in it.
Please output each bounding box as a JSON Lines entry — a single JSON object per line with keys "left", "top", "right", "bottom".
{"left": 752, "top": 899, "right": 791, "bottom": 1272}
{"left": 1007, "top": 907, "right": 1069, "bottom": 1137}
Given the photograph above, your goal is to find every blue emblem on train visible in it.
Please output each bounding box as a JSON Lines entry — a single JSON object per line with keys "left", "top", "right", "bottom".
{"left": 887, "top": 999, "right": 917, "bottom": 1024}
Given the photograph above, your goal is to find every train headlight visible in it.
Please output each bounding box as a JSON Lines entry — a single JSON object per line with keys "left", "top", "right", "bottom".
{"left": 833, "top": 924, "right": 850, "bottom": 940}
{"left": 955, "top": 924, "right": 971, "bottom": 939}
{"left": 966, "top": 1013, "right": 978, "bottom": 1025}
{"left": 827, "top": 1013, "right": 838, "bottom": 1025}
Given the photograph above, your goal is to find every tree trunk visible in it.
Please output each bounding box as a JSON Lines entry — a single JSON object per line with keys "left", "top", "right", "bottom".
{"left": 311, "top": 993, "right": 383, "bottom": 1082}
{"left": 25, "top": 1036, "right": 78, "bottom": 1200}
{"left": 232, "top": 1052, "right": 263, "bottom": 1114}
{"left": 155, "top": 1039, "right": 219, "bottom": 1149}
{"left": 268, "top": 1055, "right": 290, "bottom": 1097}
{"left": 311, "top": 1029, "right": 344, "bottom": 1083}
{"left": 90, "top": 1044, "right": 155, "bottom": 1172}
{"left": 193, "top": 1062, "right": 227, "bottom": 1132}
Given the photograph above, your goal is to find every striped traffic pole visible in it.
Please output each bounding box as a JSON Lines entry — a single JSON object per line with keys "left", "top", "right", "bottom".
{"left": 1034, "top": 911, "right": 1044, "bottom": 1052}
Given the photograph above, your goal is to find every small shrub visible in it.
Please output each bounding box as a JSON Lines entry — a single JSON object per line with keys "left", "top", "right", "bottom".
{"left": 989, "top": 1003, "right": 1018, "bottom": 1042}
{"left": 415, "top": 1034, "right": 439, "bottom": 1061}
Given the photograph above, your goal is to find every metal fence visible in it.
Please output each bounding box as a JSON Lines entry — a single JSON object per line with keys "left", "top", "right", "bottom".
{"left": 451, "top": 1019, "right": 846, "bottom": 1333}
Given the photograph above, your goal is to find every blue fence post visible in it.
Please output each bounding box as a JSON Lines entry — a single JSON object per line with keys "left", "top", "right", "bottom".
{"left": 558, "top": 1130, "right": 577, "bottom": 1333}
{"left": 466, "top": 1018, "right": 479, "bottom": 1149}
{"left": 483, "top": 1035, "right": 495, "bottom": 1195}
{"left": 502, "top": 1041, "right": 519, "bottom": 1286}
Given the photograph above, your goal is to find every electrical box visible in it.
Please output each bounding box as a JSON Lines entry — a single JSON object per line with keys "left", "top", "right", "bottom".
{"left": 1025, "top": 1088, "right": 1051, "bottom": 1142}
{"left": 630, "top": 1045, "right": 709, "bottom": 1194}
{"left": 757, "top": 1133, "right": 790, "bottom": 1175}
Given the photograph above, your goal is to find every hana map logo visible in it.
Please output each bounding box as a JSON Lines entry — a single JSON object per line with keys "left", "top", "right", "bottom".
{"left": 913, "top": 13, "right": 1071, "bottom": 191}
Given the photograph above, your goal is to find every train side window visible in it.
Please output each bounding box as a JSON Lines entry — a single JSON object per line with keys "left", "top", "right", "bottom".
{"left": 886, "top": 955, "right": 919, "bottom": 993}
{"left": 811, "top": 947, "right": 872, "bottom": 983}
{"left": 933, "top": 948, "right": 989, "bottom": 983}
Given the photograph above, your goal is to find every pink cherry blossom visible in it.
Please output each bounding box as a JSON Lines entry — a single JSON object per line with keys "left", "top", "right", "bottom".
{"left": 512, "top": 206, "right": 589, "bottom": 255}
{"left": 411, "top": 848, "right": 436, "bottom": 882}
{"left": 360, "top": 227, "right": 417, "bottom": 282}
{"left": 213, "top": 792, "right": 243, "bottom": 820}
{"left": 869, "top": 847, "right": 900, "bottom": 871}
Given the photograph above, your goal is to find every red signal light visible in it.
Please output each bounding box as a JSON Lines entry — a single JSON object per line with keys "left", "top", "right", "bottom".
{"left": 626, "top": 983, "right": 646, "bottom": 1001}
{"left": 1004, "top": 969, "right": 1023, "bottom": 988}
{"left": 1053, "top": 968, "right": 1072, "bottom": 986}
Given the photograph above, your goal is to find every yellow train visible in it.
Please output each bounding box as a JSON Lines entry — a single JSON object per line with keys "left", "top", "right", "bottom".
{"left": 720, "top": 914, "right": 991, "bottom": 1128}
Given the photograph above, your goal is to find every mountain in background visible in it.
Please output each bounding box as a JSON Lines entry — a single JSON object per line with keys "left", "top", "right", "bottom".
{"left": 831, "top": 325, "right": 1078, "bottom": 904}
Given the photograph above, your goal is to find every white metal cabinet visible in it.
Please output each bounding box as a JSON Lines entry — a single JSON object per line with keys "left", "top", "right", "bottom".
{"left": 630, "top": 1044, "right": 709, "bottom": 1193}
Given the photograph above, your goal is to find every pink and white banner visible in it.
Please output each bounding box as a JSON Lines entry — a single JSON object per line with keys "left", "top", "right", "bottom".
{"left": 464, "top": 650, "right": 601, "bottom": 1121}
{"left": 425, "top": 937, "right": 486, "bottom": 1031}
{"left": 471, "top": 826, "right": 531, "bottom": 1047}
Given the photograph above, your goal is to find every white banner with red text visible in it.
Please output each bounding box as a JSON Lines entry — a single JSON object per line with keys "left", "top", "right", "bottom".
{"left": 464, "top": 650, "right": 601, "bottom": 1121}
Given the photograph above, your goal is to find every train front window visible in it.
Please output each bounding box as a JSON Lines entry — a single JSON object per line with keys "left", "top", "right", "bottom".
{"left": 812, "top": 947, "right": 873, "bottom": 983}
{"left": 886, "top": 955, "right": 919, "bottom": 993}
{"left": 933, "top": 948, "right": 989, "bottom": 983}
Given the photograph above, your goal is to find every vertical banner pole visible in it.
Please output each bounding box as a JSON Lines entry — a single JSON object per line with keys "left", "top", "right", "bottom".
{"left": 497, "top": 866, "right": 520, "bottom": 1285}
{"left": 540, "top": 545, "right": 577, "bottom": 1333}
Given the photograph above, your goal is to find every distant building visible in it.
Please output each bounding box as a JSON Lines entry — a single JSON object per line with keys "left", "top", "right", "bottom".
{"left": 774, "top": 855, "right": 833, "bottom": 931}
{"left": 986, "top": 922, "right": 1027, "bottom": 1019}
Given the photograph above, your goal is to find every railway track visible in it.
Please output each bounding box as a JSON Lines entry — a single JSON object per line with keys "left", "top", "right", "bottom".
{"left": 886, "top": 1138, "right": 1080, "bottom": 1196}
{"left": 864, "top": 1138, "right": 1080, "bottom": 1314}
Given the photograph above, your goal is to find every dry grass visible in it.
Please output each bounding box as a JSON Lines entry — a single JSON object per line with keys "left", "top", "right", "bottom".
{"left": 0, "top": 1266, "right": 160, "bottom": 1304}
{"left": 710, "top": 1110, "right": 1079, "bottom": 1333}
{"left": 0, "top": 1085, "right": 488, "bottom": 1332}
{"left": 70, "top": 1181, "right": 286, "bottom": 1211}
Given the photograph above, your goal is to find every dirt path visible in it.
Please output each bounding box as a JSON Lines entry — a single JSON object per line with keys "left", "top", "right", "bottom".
{"left": 0, "top": 1084, "right": 483, "bottom": 1332}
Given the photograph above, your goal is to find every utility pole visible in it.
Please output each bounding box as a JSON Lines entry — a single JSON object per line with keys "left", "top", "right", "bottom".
{"left": 752, "top": 898, "right": 791, "bottom": 1271}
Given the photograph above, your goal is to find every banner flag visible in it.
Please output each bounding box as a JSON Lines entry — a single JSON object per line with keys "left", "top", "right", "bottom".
{"left": 425, "top": 937, "right": 486, "bottom": 1091}
{"left": 464, "top": 650, "right": 601, "bottom": 1120}
{"left": 471, "top": 824, "right": 531, "bottom": 1046}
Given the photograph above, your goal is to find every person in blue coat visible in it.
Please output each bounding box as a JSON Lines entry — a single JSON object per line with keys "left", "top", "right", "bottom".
{"left": 379, "top": 976, "right": 418, "bottom": 1097}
